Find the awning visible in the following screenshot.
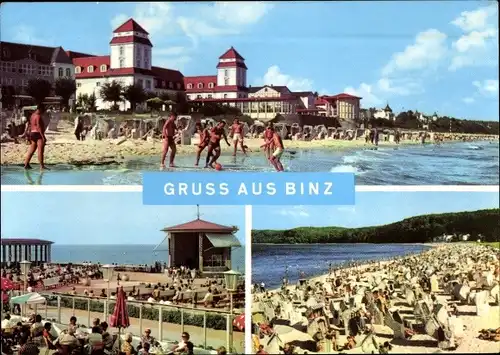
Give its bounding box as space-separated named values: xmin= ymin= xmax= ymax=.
xmin=10 ymin=292 xmax=46 ymax=305
xmin=206 ymin=233 xmax=241 ymax=248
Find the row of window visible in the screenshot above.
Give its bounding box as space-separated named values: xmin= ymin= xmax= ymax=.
xmin=155 ymin=80 xmax=181 ymax=90
xmin=186 ymin=82 xmax=216 ymax=90
xmin=0 ymin=62 xmax=56 ymax=76
xmin=75 ymin=65 xmax=108 ymax=74
xmin=0 ymin=77 xmax=30 ymax=86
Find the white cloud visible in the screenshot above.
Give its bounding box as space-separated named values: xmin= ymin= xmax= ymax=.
xmin=462 ymin=97 xmax=475 ymax=104
xmin=344 ymin=83 xmax=382 ymax=107
xmin=256 ymin=65 xmax=314 ymax=91
xmin=451 ymin=5 xmax=498 ymax=32
xmin=214 ymin=2 xmax=274 ymax=25
xmin=382 ymin=29 xmax=448 ymax=76
xmin=449 ymin=4 xmax=498 ymax=71
xmin=177 ymin=16 xmax=237 ymax=46
xmin=473 ymin=79 xmax=499 ymax=96
xmin=377 ymin=78 xmax=424 ymax=96
xmin=111 ymin=3 xmax=175 ymax=36
xmin=154 ymin=55 xmax=192 ymax=71
xmin=277 ymin=206 xmax=310 ymax=218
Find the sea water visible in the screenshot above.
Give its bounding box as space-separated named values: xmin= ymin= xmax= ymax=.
xmin=1 ymin=141 xmax=498 ymax=185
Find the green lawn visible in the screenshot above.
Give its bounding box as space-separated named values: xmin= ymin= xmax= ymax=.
xmin=481 ymin=241 xmax=500 ymax=249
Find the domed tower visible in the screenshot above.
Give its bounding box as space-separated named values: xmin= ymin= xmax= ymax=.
xmin=216 ymin=46 xmax=247 ymax=88
xmin=110 ymin=18 xmax=153 ymax=70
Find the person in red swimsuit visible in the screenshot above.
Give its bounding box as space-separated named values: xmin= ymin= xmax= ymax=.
xmin=206 ymin=121 xmax=230 ymax=168
xmin=160 ymin=112 xmax=177 ymax=168
xmin=24 ymin=103 xmax=48 ymax=170
xmin=195 ymin=122 xmax=211 ymax=166
xmin=230 ymin=118 xmax=247 ymax=156
xmin=263 ymin=123 xmax=275 ymax=160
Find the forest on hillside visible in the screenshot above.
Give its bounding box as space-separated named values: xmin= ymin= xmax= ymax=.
xmin=252 ymin=209 xmax=500 ymax=244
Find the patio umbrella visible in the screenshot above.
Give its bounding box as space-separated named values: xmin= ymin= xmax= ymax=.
xmin=233 ymin=313 xmax=245 ymax=331
xmin=10 ymin=292 xmax=46 ymax=305
xmin=109 ymin=286 xmax=130 ymax=351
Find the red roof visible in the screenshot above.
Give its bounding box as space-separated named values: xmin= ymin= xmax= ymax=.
xmin=216 ymin=61 xmax=247 ymax=70
xmin=113 ymin=18 xmax=149 ymax=35
xmin=152 ymin=66 xmax=184 ymax=90
xmin=327 ymin=93 xmax=362 ymax=100
xmin=162 ymin=219 xmax=235 ymax=233
xmin=190 ymin=96 xmax=300 ymax=103
xmin=184 ymin=76 xmax=217 ymax=92
xmin=66 ymin=50 xmax=97 ymax=60
xmin=110 ymin=36 xmax=153 ymax=47
xmin=315 ymin=98 xmax=330 ymax=105
xmin=219 ymin=46 xmax=244 ymax=60
xmin=1 ymin=238 xmax=53 ymax=245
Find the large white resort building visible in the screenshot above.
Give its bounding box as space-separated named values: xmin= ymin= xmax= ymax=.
xmin=0 ymin=18 xmax=363 ymax=122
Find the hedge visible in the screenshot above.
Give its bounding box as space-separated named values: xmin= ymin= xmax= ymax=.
xmin=47 ymin=295 xmax=228 ymax=330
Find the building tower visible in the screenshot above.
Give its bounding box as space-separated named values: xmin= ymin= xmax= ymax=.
xmin=216 ymin=47 xmax=247 ymax=88
xmin=109 ymin=18 xmax=153 ymax=70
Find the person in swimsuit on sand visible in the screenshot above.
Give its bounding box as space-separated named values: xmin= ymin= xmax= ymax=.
xmin=261 ymin=127 xmax=285 ymax=172
xmin=160 ymin=112 xmax=177 ymax=168
xmin=24 ymin=103 xmax=48 ymax=170
xmin=230 ymin=118 xmax=247 ymax=156
xmin=195 ymin=122 xmax=211 ymax=166
xmin=263 ymin=123 xmax=274 ymax=159
xmin=206 ymin=121 xmax=230 ymax=168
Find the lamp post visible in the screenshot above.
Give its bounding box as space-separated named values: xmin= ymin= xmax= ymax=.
xmin=102 ymin=264 xmax=115 ymax=318
xmin=224 ymin=270 xmax=241 ymax=353
xmin=20 ymin=260 xmax=31 ymax=316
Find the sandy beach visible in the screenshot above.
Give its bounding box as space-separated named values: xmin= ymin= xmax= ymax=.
xmin=1 ymin=120 xmax=495 ymax=166
xmin=252 ymin=243 xmax=500 ymax=354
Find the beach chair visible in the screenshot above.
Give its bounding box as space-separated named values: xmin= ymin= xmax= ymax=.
xmin=474 ymin=290 xmax=490 ymax=316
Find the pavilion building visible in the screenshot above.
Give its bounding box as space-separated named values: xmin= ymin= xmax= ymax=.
xmin=155 ymin=218 xmax=241 ymax=275
xmin=0 ymin=238 xmax=54 ymax=266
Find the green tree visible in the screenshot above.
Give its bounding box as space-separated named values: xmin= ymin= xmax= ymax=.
xmin=54 ymin=78 xmax=77 ymax=109
xmin=27 ymin=78 xmax=52 ymax=105
xmin=87 ymin=92 xmax=97 ymax=112
xmin=122 ymin=84 xmax=147 ymax=112
xmin=1 ymin=85 xmax=16 ymax=109
xmin=99 ymin=80 xmax=123 ymax=110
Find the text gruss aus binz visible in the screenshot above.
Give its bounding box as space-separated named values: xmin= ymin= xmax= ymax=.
xmin=163 ymin=182 xmax=334 ymax=196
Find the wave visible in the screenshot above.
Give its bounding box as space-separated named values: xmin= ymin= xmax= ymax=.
xmin=467 ymin=145 xmax=483 ymax=150
xmin=330 ymin=164 xmax=363 ymax=175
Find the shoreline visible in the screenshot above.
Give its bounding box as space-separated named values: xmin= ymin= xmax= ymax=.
xmin=1 ymin=121 xmax=497 ymax=166
xmin=258 ymin=243 xmax=439 ymax=293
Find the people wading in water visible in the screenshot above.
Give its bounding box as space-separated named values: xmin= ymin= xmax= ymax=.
xmin=206 ymin=121 xmax=230 ymax=168
xmin=263 ymin=123 xmax=274 ymax=159
xmin=160 ymin=112 xmax=177 ymax=169
xmin=24 ymin=103 xmax=48 ymax=170
xmin=230 ymin=118 xmax=247 ymax=156
xmin=195 ymin=122 xmax=211 ymax=166
xmin=262 ymin=126 xmax=285 ymax=172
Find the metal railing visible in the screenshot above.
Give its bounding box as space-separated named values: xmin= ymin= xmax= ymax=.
xmin=6 ymin=291 xmax=243 ymax=353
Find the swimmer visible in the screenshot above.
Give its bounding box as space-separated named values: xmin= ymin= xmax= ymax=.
xmin=160 ymin=112 xmax=177 ymax=168
xmin=206 ymin=121 xmax=230 ymax=168
xmin=261 ymin=126 xmax=284 ymax=172
xmin=230 ymin=118 xmax=247 ymax=156
xmin=24 ymin=103 xmax=48 ymax=170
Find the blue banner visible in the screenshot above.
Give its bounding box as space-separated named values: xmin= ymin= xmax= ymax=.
xmin=142 ymin=172 xmax=355 ymax=205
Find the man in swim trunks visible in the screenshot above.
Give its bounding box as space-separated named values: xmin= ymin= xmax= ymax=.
xmin=263 ymin=123 xmax=274 ymax=159
xmin=230 ymin=118 xmax=247 ymax=156
xmin=262 ymin=127 xmax=285 ymax=172
xmin=160 ymin=112 xmax=177 ymax=168
xmin=24 ymin=103 xmax=48 ymax=170
xmin=206 ymin=121 xmax=230 ymax=168
xmin=195 ymin=122 xmax=211 ymax=166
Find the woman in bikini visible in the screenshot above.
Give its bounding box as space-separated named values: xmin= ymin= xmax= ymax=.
xmin=24 ymin=103 xmax=48 ymax=170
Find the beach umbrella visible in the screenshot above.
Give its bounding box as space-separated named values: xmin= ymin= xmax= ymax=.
xmin=1 ymin=277 xmax=15 ymax=290
xmin=233 ymin=313 xmax=245 ymax=331
xmin=274 ymin=325 xmax=314 ymax=343
xmin=109 ymin=286 xmax=130 ymax=351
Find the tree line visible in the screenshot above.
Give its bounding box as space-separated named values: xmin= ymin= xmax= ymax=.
xmin=365 ymin=109 xmax=499 ymax=135
xmin=252 ymin=209 xmax=500 ymax=244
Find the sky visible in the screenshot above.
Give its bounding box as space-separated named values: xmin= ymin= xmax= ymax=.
xmin=0 ymin=1 xmax=498 ymax=120
xmin=0 ymin=192 xmax=246 ymax=245
xmin=253 ymin=191 xmax=499 ymax=229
